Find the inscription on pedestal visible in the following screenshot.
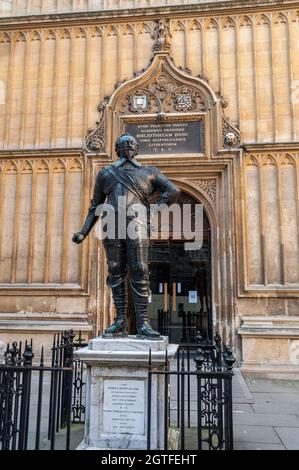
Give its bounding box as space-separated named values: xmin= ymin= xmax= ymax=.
xmin=126 ymin=120 xmax=204 ymax=155
xmin=103 ymin=379 xmax=145 ymax=435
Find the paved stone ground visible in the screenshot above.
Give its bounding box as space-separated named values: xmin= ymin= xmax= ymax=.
xmin=234 ymin=376 xmax=299 ymax=450
xmin=24 ymin=369 xmax=299 ymax=450
xmin=168 ymin=368 xmax=299 ymax=450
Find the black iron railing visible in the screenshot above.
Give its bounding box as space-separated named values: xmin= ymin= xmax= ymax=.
xmin=1 ymin=330 xmax=234 ymax=451
xmin=0 ymin=340 xmax=73 ymax=450
xmin=147 ymin=333 xmax=235 ymax=451
xmin=0 ymin=330 xmax=88 ymax=451
xmin=48 ymin=330 xmax=87 ymax=434
xmin=157 ymin=309 xmax=210 ymax=344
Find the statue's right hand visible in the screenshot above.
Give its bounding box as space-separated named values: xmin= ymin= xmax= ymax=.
xmin=72 ymin=232 xmax=85 ymax=244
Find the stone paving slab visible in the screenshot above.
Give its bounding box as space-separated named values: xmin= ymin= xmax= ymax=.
xmin=233 ymin=369 xmax=254 ymax=404
xmin=251 ymin=393 xmax=299 ymax=415
xmin=27 ymin=424 xmax=85 ymax=450
xmin=233 ymin=403 xmax=255 ymax=414
xmin=233 ymin=412 xmax=299 ymax=427
xmin=246 ymin=379 xmax=299 ymax=394
xmin=233 ymin=425 xmax=282 ymax=445
xmin=274 ymin=427 xmax=299 ymax=450
xmin=234 ymin=442 xmax=286 ymax=450
xmin=235 ymin=376 xmax=299 ymax=450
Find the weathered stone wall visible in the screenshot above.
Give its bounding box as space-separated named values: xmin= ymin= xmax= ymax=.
xmin=243 ymin=152 xmax=299 ymax=287
xmin=0 ymin=155 xmax=83 ymax=285
xmin=1 ymin=8 xmax=299 ymax=150
xmin=0 ymin=23 xmax=154 ymax=149
xmin=0 ymin=0 xmax=237 ymax=17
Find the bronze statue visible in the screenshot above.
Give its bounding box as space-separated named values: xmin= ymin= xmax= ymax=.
xmin=73 ymin=134 xmax=180 ymax=340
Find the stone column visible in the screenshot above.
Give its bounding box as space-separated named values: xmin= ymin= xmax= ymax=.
xmin=76 ymin=335 xmax=178 ymax=450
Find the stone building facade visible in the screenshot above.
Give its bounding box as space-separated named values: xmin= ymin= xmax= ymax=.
xmin=0 ymin=0 xmax=299 ymax=376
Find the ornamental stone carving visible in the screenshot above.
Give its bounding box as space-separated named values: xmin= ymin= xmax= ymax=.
xmin=222 ymin=112 xmax=241 ymax=149
xmin=84 ymin=101 xmax=107 ymax=153
xmin=83 ymin=16 xmax=241 ymax=156
xmin=153 ymin=18 xmax=171 ymax=53
xmin=186 ymin=178 xmax=217 ymax=207
xmin=118 ymin=70 xmax=208 ymax=115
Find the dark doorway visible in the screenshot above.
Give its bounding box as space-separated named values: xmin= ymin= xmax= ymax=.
xmin=148 ymin=193 xmax=212 ymax=343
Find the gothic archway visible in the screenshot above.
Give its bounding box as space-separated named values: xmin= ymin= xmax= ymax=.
xmin=148 ymin=191 xmax=212 ymax=343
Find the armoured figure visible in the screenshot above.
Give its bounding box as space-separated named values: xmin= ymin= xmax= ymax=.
xmin=73 ymin=134 xmax=180 ymax=340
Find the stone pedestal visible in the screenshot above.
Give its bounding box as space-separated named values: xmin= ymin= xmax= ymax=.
xmin=75 ymin=335 xmax=178 ymax=450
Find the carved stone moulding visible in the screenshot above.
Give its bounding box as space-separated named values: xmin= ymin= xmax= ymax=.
xmin=153 ymin=18 xmax=171 ymax=53
xmin=118 ymin=71 xmax=208 ymax=116
xmin=222 ymin=112 xmax=241 ymax=149
xmin=84 ymin=101 xmax=107 ymax=153
xmin=186 ymin=178 xmax=217 ymax=208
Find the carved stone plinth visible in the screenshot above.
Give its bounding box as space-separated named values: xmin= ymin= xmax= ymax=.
xmin=76 ymin=335 xmax=178 ymax=450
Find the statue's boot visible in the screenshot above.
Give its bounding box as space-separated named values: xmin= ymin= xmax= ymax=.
xmin=131 ymin=280 xmax=161 ymax=340
xmin=102 ymin=279 xmax=128 ymax=338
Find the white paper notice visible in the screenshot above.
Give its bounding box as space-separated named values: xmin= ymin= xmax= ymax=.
xmin=103 ymin=379 xmax=145 ymax=435
xmin=188 ymin=291 xmax=198 ymax=304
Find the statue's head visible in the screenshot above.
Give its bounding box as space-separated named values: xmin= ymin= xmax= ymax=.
xmin=115 ymin=134 xmax=138 ymax=160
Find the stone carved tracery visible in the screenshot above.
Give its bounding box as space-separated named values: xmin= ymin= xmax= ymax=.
xmin=118 ymin=72 xmax=208 ymax=116
xmin=186 ymin=178 xmax=217 ymax=207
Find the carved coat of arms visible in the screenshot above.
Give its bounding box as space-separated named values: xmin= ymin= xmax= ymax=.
xmin=130 ymin=95 xmax=148 ymax=112
xmin=176 ymin=93 xmax=192 ymax=110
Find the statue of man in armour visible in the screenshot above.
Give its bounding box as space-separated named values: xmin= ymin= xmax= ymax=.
xmin=73 ymin=134 xmax=180 ymax=340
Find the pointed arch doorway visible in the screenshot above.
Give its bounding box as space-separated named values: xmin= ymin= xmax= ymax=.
xmin=148 ymin=192 xmax=212 ymax=343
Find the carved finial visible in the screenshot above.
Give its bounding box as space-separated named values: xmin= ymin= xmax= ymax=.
xmin=114 ymin=79 xmax=127 ymax=90
xmin=220 ymin=96 xmax=228 ymax=108
xmin=153 ymin=18 xmax=171 ymax=53
xmin=178 ymin=66 xmax=192 ymax=75
xmin=5 ymin=341 xmax=21 ymax=366
xmin=85 ymin=99 xmax=109 ymax=153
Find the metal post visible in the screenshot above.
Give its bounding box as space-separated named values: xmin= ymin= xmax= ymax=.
xmin=48 ymin=334 xmax=56 ymax=440
xmin=65 ymin=369 xmax=73 ymax=450
xmin=177 ymin=350 xmax=180 ymax=428
xmin=19 ymin=344 xmax=34 ymax=450
xmin=50 ymin=342 xmax=59 ymax=450
xmin=195 ymin=347 xmax=204 ymax=451
xmin=56 ymin=334 xmax=63 ymax=431
xmin=164 ymin=350 xmax=168 ymax=450
xmin=226 ymin=374 xmax=233 ymax=450
xmin=12 ymin=369 xmax=21 ymax=450
xmin=224 ymin=349 xmax=235 ymax=450
xmin=50 ymin=369 xmax=58 ymax=450
xmin=180 ymin=350 xmax=185 ymax=450
xmin=147 ymin=349 xmax=152 ymax=450
xmin=35 ymin=347 xmax=44 ymax=450
xmin=187 ymin=347 xmax=190 ymax=428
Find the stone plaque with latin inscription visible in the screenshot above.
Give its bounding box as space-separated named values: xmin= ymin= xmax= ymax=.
xmin=103 ymin=379 xmax=145 ymax=435
xmin=125 ymin=120 xmax=204 ymax=155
